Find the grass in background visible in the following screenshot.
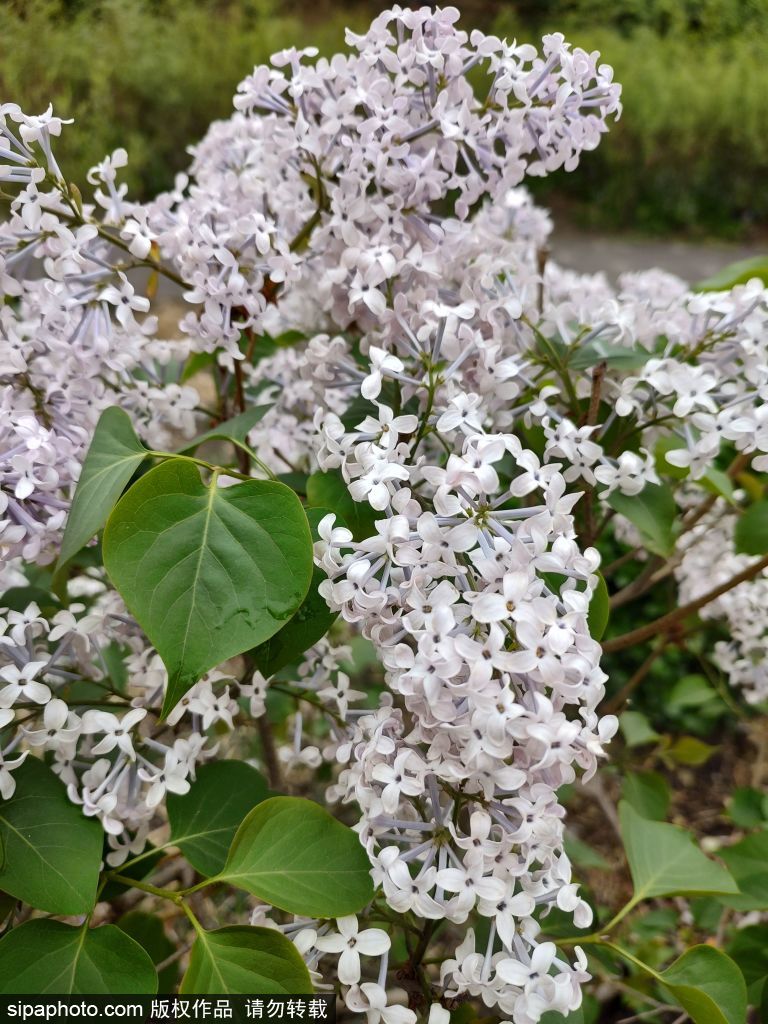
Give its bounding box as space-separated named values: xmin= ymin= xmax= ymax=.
xmin=0 ymin=0 xmax=361 ymax=199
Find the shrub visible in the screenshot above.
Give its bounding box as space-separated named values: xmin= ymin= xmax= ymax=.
xmin=0 ymin=0 xmax=345 ymax=198
xmin=493 ymin=7 xmax=768 ymax=233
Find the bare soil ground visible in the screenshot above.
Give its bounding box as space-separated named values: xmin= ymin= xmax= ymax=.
xmin=550 ymin=229 xmax=766 ymax=285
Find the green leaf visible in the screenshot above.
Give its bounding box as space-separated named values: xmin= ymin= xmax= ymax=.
xmin=0 ymin=920 xmax=157 ymax=994
xmin=587 ymin=571 xmax=610 ymax=640
xmin=540 ymin=1008 xmax=585 ymax=1024
xmin=271 ymin=329 xmax=307 ymax=348
xmin=117 ymin=911 xmax=177 ymax=993
xmin=690 ymin=897 xmax=724 ymax=933
xmin=103 ymin=460 xmax=313 ymax=717
xmin=563 ymin=834 xmax=610 ymax=870
xmin=618 ymin=801 xmax=739 ymax=901
xmin=0 ymin=586 xmax=61 ymax=615
xmin=252 ymin=508 xmax=339 ymax=677
xmin=658 ymin=945 xmax=747 ymax=1024
xmin=734 ymin=500 xmax=768 ymax=556
xmin=276 ymin=471 xmax=309 ymax=495
xmin=57 ymin=406 xmax=147 ymax=568
xmin=633 ymin=906 xmax=682 ymax=941
xmin=218 ymin=796 xmax=374 ymax=917
xmin=176 ymin=406 xmax=272 ymax=454
xmin=167 ymin=760 xmax=269 ymax=877
xmin=252 ymin=565 xmax=335 ymax=677
xmin=306 ymin=470 xmax=376 ymax=543
xmin=700 ymin=467 xmax=736 ymax=504
xmin=608 ymin=482 xmax=677 ymax=557
xmin=100 ymin=844 xmax=164 ymax=902
xmin=655 ymin=437 xmax=691 ymax=481
xmin=619 ymin=710 xmax=660 ymax=748
xmin=718 ymin=832 xmax=768 ymax=911
xmin=696 ymin=255 xmax=768 ymax=291
xmin=570 ymin=339 xmax=652 ymax=372
xmin=667 ymin=674 xmax=719 ymax=712
xmin=181 ymin=351 xmax=216 ymax=383
xmin=180 ymin=926 xmax=312 ymax=995
xmin=621 ymin=771 xmax=670 ymax=821
xmin=665 ymin=736 xmax=718 ymax=766
xmin=0 ymin=758 xmax=102 ymax=915
xmin=726 ymin=787 xmax=767 ymax=829
xmin=726 ymin=924 xmax=768 ymax=1002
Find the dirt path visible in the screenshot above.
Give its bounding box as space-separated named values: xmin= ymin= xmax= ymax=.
xmin=549 ymin=229 xmax=766 ymax=284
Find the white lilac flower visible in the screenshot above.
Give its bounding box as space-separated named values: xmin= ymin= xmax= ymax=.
xmin=0 ymin=747 xmax=27 ymax=799
xmin=314 ymin=916 xmax=390 ymax=985
xmin=0 ymin=661 xmax=51 ymax=707
xmin=81 ymin=707 xmax=147 ymax=758
xmin=345 ymin=983 xmax=416 ymax=1024
xmin=21 ymin=697 xmax=81 ymax=754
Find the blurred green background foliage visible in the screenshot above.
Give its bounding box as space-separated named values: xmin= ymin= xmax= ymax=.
xmin=1 ymin=0 xmax=767 ymax=237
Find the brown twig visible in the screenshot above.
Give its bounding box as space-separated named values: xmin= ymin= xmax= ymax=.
xmin=578 ymin=366 xmax=607 ymax=546
xmin=601 ymin=643 xmax=665 ymax=715
xmin=602 ymin=553 xmax=768 ymax=653
xmin=602 ymin=546 xmax=643 ymax=577
xmin=587 ymin=361 xmax=607 ymax=427
xmin=256 ymin=713 xmax=282 ymax=791
xmin=609 ymin=556 xmax=664 ymax=610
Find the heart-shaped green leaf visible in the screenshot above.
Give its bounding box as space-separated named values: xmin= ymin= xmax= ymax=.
xmin=252 ymin=508 xmax=339 ymax=677
xmin=608 ymin=482 xmax=677 ymax=557
xmin=103 ymin=459 xmax=313 ymax=716
xmin=180 ymin=926 xmax=312 ymax=994
xmin=58 ymin=406 xmax=147 ymax=568
xmin=619 ymin=801 xmax=739 ymax=901
xmin=658 ymin=945 xmax=747 ymax=1024
xmin=695 ymin=255 xmax=768 ymax=291
xmin=0 ymin=758 xmax=102 ymax=915
xmin=218 ymin=796 xmax=374 ymax=917
xmin=718 ymin=831 xmax=768 ymax=911
xmin=167 ymin=760 xmax=269 ymax=877
xmin=307 ymin=470 xmax=376 ymax=542
xmin=587 ymin=571 xmax=610 ymax=640
xmin=621 ymin=771 xmax=670 ymax=822
xmin=176 ymin=405 xmax=272 ymax=454
xmin=0 ymin=920 xmax=157 ymax=993
xmin=734 ymin=500 xmax=768 ymax=556
xmin=252 ymin=565 xmax=337 ymax=677
xmin=726 ymin=924 xmax=768 ymax=1003
xmin=570 ymin=339 xmax=651 ymax=372
xmin=117 ymin=912 xmax=177 ymax=993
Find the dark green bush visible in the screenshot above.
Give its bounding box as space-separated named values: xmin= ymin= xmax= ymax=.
xmin=492 ymin=9 xmax=768 ymax=235
xmin=0 ymin=0 xmax=357 ymax=199
xmin=514 ymin=0 xmax=768 ymax=38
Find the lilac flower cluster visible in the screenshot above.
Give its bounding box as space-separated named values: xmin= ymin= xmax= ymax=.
xmin=676 ymin=506 xmax=768 ymax=703
xmin=0 ymin=104 xmax=200 ymax=583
